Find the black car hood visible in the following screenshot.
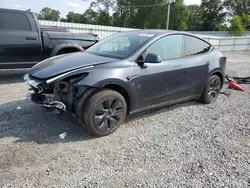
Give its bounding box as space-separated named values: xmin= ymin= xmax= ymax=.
xmin=29 ymin=52 xmax=117 ymax=79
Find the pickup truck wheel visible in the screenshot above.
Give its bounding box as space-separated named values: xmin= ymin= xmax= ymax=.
xmin=81 ymin=89 xmax=127 ymax=137
xmin=200 ymin=75 xmax=222 ymax=104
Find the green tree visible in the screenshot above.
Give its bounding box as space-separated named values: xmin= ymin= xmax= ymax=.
xmin=169 ymin=0 xmax=189 ymax=30
xmin=112 ymin=7 xmax=129 ymax=27
xmin=114 ymin=0 xmax=188 ymax=30
xmin=200 ymin=0 xmax=226 ymax=31
xmin=65 ymin=11 xmax=83 ymax=23
xmin=90 ymin=0 xmax=116 ymax=12
xmin=85 ymin=0 xmax=115 ymax=25
xmin=114 ymin=0 xmax=151 ymax=29
xmin=60 ymin=18 xmax=68 ymax=22
xmin=241 ymin=13 xmax=250 ymax=29
xmin=187 ymin=5 xmax=203 ymax=31
xmin=95 ymin=9 xmax=113 ymax=25
xmin=38 ymin=7 xmax=60 ymax=21
xmin=219 ymin=24 xmax=229 ymax=31
xmin=83 ymin=9 xmax=100 ymax=25
xmin=224 ymin=0 xmax=250 ymax=16
xmin=230 ymin=15 xmax=245 ymax=36
xmin=60 ymin=9 xmax=100 ymax=24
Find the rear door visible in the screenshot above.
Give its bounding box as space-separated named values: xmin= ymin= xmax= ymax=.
xmin=183 ymin=35 xmax=212 ymax=96
xmin=0 ymin=11 xmax=41 ymax=68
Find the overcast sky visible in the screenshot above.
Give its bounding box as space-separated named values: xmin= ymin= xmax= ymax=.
xmin=1 ymin=0 xmax=201 ymax=17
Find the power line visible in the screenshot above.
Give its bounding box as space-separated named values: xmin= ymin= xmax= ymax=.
xmin=118 ymin=3 xmax=168 ymax=8
xmin=82 ymin=0 xmax=168 ymax=8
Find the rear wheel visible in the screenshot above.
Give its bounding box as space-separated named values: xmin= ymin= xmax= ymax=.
xmin=81 ymin=89 xmax=127 ymax=136
xmin=200 ymin=75 xmax=222 ymax=104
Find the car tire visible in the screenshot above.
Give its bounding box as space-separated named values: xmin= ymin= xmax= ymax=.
xmin=81 ymin=89 xmax=127 ymax=136
xmin=200 ymin=75 xmax=222 ymax=104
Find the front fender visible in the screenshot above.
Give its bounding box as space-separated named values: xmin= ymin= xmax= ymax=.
xmin=77 ymin=65 xmax=136 ymax=87
xmin=77 ymin=68 xmax=137 ymax=111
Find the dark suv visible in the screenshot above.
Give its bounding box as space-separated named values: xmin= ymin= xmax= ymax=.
xmin=24 ymin=30 xmax=227 ymax=136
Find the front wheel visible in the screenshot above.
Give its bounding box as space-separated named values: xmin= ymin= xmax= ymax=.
xmin=200 ymin=75 xmax=222 ymax=104
xmin=81 ymin=89 xmax=127 ymax=136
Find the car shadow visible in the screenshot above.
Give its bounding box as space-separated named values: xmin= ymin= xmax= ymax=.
xmin=0 ymin=69 xmax=29 ymax=85
xmin=125 ymin=100 xmax=203 ymax=124
xmin=0 ymin=98 xmax=206 ymax=145
xmin=0 ymin=99 xmax=94 ymax=144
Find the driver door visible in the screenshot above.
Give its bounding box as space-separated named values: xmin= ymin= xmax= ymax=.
xmin=133 ymin=35 xmax=187 ymax=109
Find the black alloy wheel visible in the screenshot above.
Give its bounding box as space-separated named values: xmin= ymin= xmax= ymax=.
xmin=94 ymin=98 xmax=123 ymax=132
xmin=81 ymin=89 xmax=127 ymax=136
xmin=201 ymin=75 xmax=222 ymax=104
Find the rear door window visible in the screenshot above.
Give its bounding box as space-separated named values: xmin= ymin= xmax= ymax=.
xmin=184 ymin=35 xmax=211 ymax=56
xmin=0 ymin=11 xmax=31 ymax=31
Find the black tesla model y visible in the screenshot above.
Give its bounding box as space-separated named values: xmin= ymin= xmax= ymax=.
xmin=24 ymin=30 xmax=227 ymax=136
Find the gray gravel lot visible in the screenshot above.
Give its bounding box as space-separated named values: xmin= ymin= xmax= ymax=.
xmin=0 ymin=52 xmax=250 ymax=188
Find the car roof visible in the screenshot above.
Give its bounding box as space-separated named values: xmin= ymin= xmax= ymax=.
xmin=0 ymin=8 xmax=35 ymax=15
xmin=122 ymin=29 xmax=211 ymax=45
xmin=124 ymin=29 xmax=197 ymax=37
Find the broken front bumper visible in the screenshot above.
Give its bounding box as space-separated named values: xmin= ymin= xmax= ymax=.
xmin=24 ymin=74 xmax=67 ymax=113
xmin=23 ymin=74 xmax=42 ymax=89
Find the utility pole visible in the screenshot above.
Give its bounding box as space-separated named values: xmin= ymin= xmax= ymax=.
xmin=166 ymin=0 xmax=175 ymax=30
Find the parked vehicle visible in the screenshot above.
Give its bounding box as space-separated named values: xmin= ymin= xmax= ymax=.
xmin=24 ymin=30 xmax=227 ymax=136
xmin=0 ymin=8 xmax=99 ymax=69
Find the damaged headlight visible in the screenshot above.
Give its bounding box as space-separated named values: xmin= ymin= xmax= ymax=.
xmin=64 ymin=73 xmax=89 ymax=84
xmin=46 ymin=66 xmax=93 ymax=84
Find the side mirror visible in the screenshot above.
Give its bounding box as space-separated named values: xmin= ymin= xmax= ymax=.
xmin=145 ymin=53 xmax=161 ymax=63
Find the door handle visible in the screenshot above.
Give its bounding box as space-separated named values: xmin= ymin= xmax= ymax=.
xmin=25 ymin=36 xmax=37 ymax=40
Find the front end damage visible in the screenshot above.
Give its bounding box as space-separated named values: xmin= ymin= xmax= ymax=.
xmin=24 ymin=73 xmax=93 ymax=116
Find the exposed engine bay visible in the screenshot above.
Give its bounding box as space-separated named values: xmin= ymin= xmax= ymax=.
xmin=25 ymin=73 xmax=91 ymax=115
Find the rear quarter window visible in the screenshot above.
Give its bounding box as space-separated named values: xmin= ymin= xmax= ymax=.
xmin=0 ymin=11 xmax=31 ymax=31
xmin=184 ymin=35 xmax=211 ymax=56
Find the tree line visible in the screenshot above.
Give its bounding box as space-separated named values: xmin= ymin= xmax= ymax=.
xmin=36 ymin=0 xmax=250 ymax=36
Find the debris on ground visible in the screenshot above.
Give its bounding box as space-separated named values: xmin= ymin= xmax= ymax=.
xmin=59 ymin=132 xmax=67 ymax=139
xmin=219 ymin=91 xmax=231 ymax=96
xmin=226 ymin=75 xmax=250 ymax=84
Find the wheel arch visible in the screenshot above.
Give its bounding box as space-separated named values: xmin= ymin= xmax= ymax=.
xmin=75 ymin=82 xmax=132 ymax=120
xmin=77 ymin=75 xmax=136 ymax=114
xmin=51 ymin=44 xmax=84 ymax=57
xmin=209 ymin=69 xmax=225 ymax=88
xmin=199 ymin=69 xmax=225 ymax=97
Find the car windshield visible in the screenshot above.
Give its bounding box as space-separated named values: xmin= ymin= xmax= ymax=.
xmin=85 ymin=32 xmax=155 ymax=59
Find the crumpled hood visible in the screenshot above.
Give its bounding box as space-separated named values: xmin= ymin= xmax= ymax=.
xmin=29 ymin=52 xmax=117 ymax=79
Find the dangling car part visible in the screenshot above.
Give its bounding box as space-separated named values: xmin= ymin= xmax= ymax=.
xmin=24 ymin=30 xmax=227 ymax=137
xmin=27 ymin=89 xmax=66 ymax=114
xmin=226 ymin=75 xmax=250 ymax=84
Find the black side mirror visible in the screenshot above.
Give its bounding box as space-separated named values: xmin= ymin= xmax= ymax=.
xmin=145 ymin=53 xmax=161 ymax=63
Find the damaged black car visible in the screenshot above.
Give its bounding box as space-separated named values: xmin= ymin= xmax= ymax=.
xmin=24 ymin=30 xmax=227 ymax=136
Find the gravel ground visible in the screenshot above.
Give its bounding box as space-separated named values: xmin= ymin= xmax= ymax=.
xmin=0 ymin=52 xmax=250 ymax=188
